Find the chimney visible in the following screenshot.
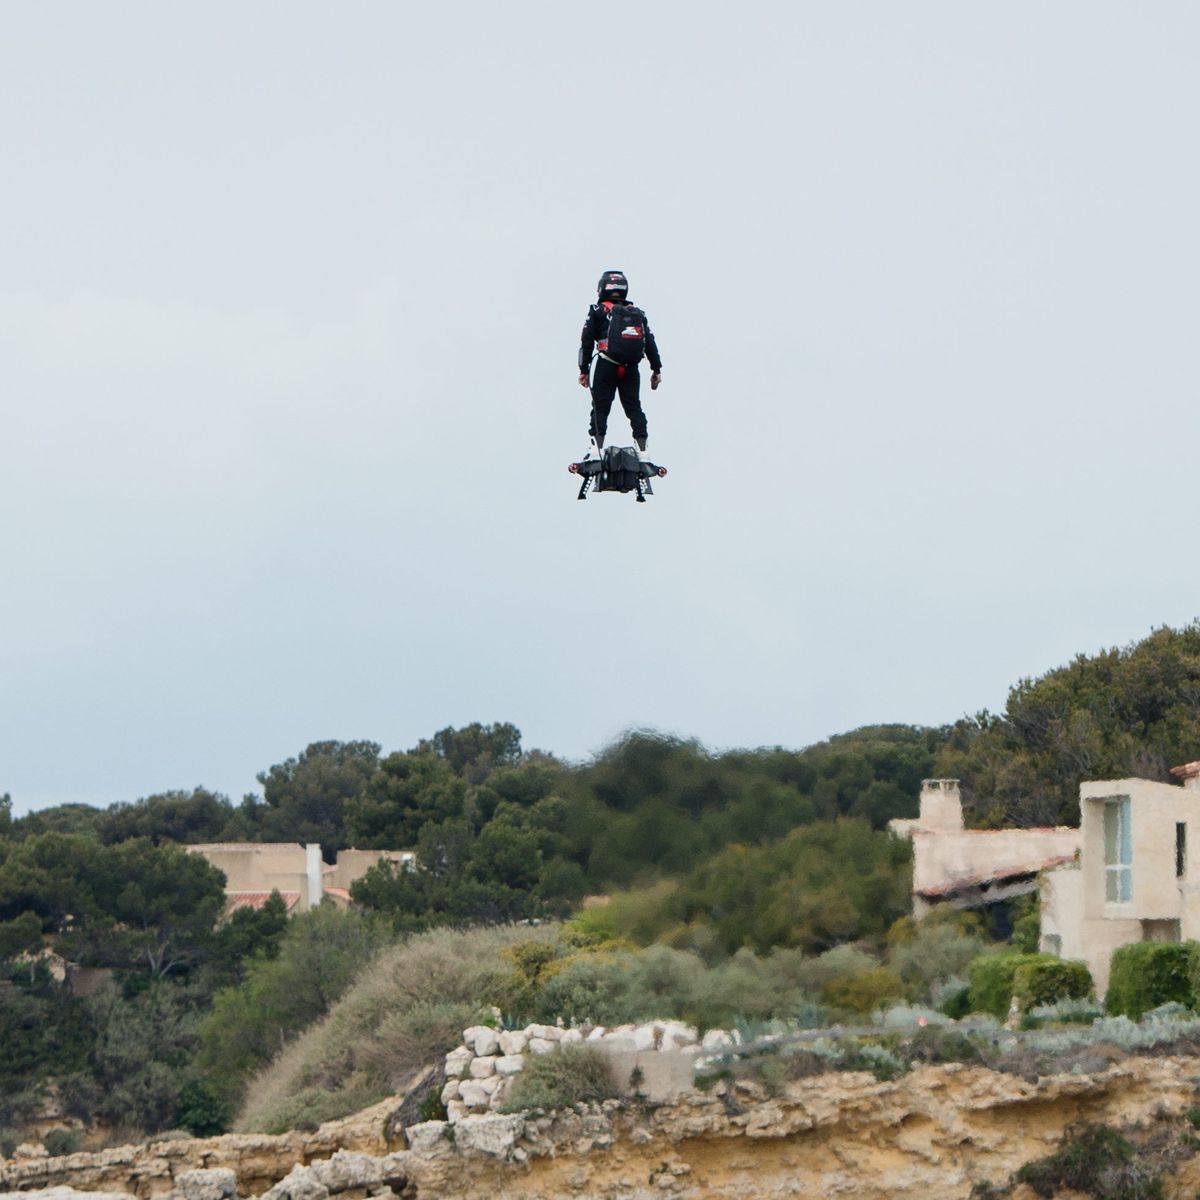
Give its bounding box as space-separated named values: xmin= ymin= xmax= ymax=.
xmin=1170 ymin=761 xmax=1200 ymax=791
xmin=919 ymin=779 xmax=964 ymax=831
xmin=304 ymin=844 xmax=323 ymax=910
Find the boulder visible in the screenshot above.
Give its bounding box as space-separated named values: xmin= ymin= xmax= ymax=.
xmin=468 ymin=1056 xmax=496 ymax=1078
xmin=309 ymin=1151 xmax=386 ymax=1193
xmin=559 ymin=1029 xmax=584 ymax=1047
xmin=458 ymin=1082 xmax=491 ymax=1110
xmin=495 ymin=1054 xmax=525 ymax=1076
xmin=174 ymin=1168 xmax=237 ymax=1200
xmin=258 ymin=1165 xmax=327 ymax=1200
xmin=471 ymin=1028 xmax=499 ymax=1058
xmin=452 ymin=1114 xmax=525 ymax=1160
xmin=527 ymin=1038 xmax=556 ymax=1055
xmin=444 ymin=1046 xmax=472 ymax=1077
xmin=405 ymin=1121 xmax=453 ymax=1158
xmin=440 ymin=1079 xmax=461 ymax=1105
xmin=497 ymin=1030 xmax=527 ymax=1055
xmin=525 ymin=1024 xmax=561 ymax=1042
xmin=702 ymin=1029 xmax=734 ymax=1051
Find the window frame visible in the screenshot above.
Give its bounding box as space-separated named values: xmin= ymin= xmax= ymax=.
xmin=1104 ymin=796 xmax=1132 ymax=903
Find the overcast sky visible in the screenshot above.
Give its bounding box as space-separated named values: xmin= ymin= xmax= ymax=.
xmin=3 ymin=3 xmax=1198 ymax=815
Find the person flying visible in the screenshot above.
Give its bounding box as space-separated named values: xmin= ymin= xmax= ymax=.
xmin=577 ymin=270 xmax=662 ymax=458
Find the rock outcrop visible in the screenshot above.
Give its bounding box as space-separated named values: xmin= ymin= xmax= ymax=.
xmin=8 ymin=1056 xmax=1200 ymax=1199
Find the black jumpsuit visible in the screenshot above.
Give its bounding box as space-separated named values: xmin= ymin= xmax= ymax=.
xmin=578 ymin=301 xmax=662 ymax=445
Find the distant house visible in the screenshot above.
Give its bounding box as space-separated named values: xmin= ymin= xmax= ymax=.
xmin=894 ymin=767 xmax=1200 ymax=997
xmin=185 ymin=843 xmax=414 ymax=915
xmin=889 ymin=780 xmax=1079 ymax=918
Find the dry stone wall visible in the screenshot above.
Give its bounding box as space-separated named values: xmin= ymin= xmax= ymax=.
xmin=441 ymin=1021 xmax=736 ymax=1120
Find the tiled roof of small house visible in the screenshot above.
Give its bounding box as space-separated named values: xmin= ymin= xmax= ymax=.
xmin=916 ymin=854 xmax=1077 ymax=899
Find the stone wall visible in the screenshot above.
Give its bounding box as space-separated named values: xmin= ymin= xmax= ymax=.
xmin=441 ymin=1021 xmax=734 ymax=1120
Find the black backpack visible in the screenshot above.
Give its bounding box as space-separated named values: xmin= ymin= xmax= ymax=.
xmin=604 ymin=304 xmax=647 ymax=364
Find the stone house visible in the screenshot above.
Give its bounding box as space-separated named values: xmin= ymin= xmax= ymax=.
xmin=893 ymin=767 xmax=1200 ymax=997
xmin=185 ymin=843 xmax=414 ymax=915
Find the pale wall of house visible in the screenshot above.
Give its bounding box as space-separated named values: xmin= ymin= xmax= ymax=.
xmin=908 ymin=827 xmax=1081 ymax=895
xmin=188 ymin=844 xmax=310 ymax=902
xmin=326 ymin=848 xmax=415 ymax=892
xmin=188 ymin=843 xmax=414 ymax=911
xmin=1040 ymin=864 xmax=1140 ymax=996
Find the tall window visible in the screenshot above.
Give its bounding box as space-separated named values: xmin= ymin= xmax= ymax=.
xmin=1104 ymin=797 xmax=1132 ymax=902
xmin=1178 ymin=823 xmax=1188 ymax=879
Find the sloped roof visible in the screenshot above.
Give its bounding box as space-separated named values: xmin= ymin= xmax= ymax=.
xmin=916 ymin=854 xmax=1076 ymax=899
xmin=226 ymin=891 xmax=302 ymax=912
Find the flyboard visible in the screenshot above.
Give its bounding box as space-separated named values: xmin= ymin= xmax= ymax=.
xmin=569 ymin=390 xmax=667 ymax=503
xmin=569 ymin=444 xmax=668 ymax=503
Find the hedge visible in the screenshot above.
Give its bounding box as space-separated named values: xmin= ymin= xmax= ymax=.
xmin=968 ymin=953 xmax=1086 ymax=1018
xmin=1106 ymin=941 xmax=1194 ymax=1018
xmin=1012 ymin=958 xmax=1093 ymax=1010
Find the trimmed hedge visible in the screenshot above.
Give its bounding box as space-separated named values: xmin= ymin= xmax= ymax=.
xmin=1012 ymin=958 xmax=1093 ymax=1010
xmin=969 ymin=953 xmax=1075 ymax=1018
xmin=1106 ymin=942 xmax=1193 ymax=1018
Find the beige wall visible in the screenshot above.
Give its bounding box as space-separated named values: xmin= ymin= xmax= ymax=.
xmin=1040 ymin=864 xmax=1140 ymax=997
xmin=188 ymin=843 xmax=414 ymax=911
xmin=188 ymin=843 xmax=312 ymax=905
xmin=326 ymin=848 xmax=415 ymax=892
xmin=891 ymin=781 xmax=1080 ymax=905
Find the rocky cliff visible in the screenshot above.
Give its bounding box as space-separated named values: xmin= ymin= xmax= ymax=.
xmin=7 ymin=1056 xmax=1200 ymax=1200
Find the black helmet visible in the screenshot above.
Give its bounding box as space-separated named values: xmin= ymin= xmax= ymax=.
xmin=597 ymin=270 xmax=628 ymax=301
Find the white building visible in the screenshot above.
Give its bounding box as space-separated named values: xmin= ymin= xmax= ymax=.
xmin=894 ymin=767 xmax=1200 ymax=997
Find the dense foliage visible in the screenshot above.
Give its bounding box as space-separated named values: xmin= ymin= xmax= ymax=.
xmin=936 ymin=623 xmax=1200 ymax=828
xmin=1105 ymin=942 xmax=1194 ymax=1019
xmin=8 ymin=622 xmax=1200 ymax=1144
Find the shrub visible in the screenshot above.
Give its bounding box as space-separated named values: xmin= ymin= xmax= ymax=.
xmin=1023 ymin=997 xmax=1104 ymax=1029
xmin=42 ymin=1128 xmax=82 ymax=1157
xmin=968 ymin=952 xmax=1060 ymax=1018
xmin=822 ymin=967 xmax=904 ymax=1016
xmin=0 ymin=1129 xmax=19 ymax=1158
xmin=1012 ymin=958 xmax=1093 ymax=1010
xmin=177 ymin=1079 xmax=231 ymax=1137
xmin=888 ymin=920 xmax=988 ymax=1005
xmin=1014 ymin=1122 xmax=1162 ymax=1200
xmin=237 ymin=924 xmax=557 ymax=1133
xmin=534 ymin=954 xmax=646 ymax=1027
xmin=1106 ymin=943 xmax=1192 ymax=1019
xmin=502 ymin=1044 xmax=618 ymax=1112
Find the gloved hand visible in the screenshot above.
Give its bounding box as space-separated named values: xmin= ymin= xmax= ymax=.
xmin=651 ymin=371 xmax=661 ymax=390
xmin=578 ymin=373 xmax=589 ymax=388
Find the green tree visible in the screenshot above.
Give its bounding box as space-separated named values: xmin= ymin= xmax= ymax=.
xmin=936 ymin=624 xmax=1200 ymax=828
xmin=412 ymin=721 xmax=523 ymax=782
xmin=345 ymin=752 xmax=465 ymax=847
xmin=256 ymin=740 xmax=380 ymax=851
xmin=93 ymin=840 xmax=227 ymax=976
xmin=97 ymin=788 xmax=236 ymax=846
xmin=0 ymin=911 xmax=44 ymax=982
xmin=196 ymin=905 xmax=388 ymax=1098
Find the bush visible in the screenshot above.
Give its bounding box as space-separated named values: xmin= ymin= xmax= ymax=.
xmin=1012 ymin=958 xmax=1093 ymax=1010
xmin=502 ymin=1044 xmax=618 ymax=1112
xmin=0 ymin=1129 xmax=19 ymax=1158
xmin=42 ymin=1128 xmax=82 ymax=1157
xmin=968 ymin=953 xmax=1062 ymax=1018
xmin=1014 ymin=1122 xmax=1162 ymax=1200
xmin=237 ymin=924 xmax=556 ymax=1133
xmin=822 ymin=967 xmax=904 ymax=1016
xmin=1106 ymin=943 xmax=1193 ymax=1019
xmin=177 ymin=1079 xmax=231 ymax=1137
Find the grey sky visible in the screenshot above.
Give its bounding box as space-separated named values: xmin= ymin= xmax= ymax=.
xmin=3 ymin=3 xmax=1198 ymax=815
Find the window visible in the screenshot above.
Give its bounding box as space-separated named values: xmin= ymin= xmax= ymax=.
xmin=1104 ymin=797 xmax=1132 ymax=902
xmin=1178 ymin=823 xmax=1188 ymax=879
